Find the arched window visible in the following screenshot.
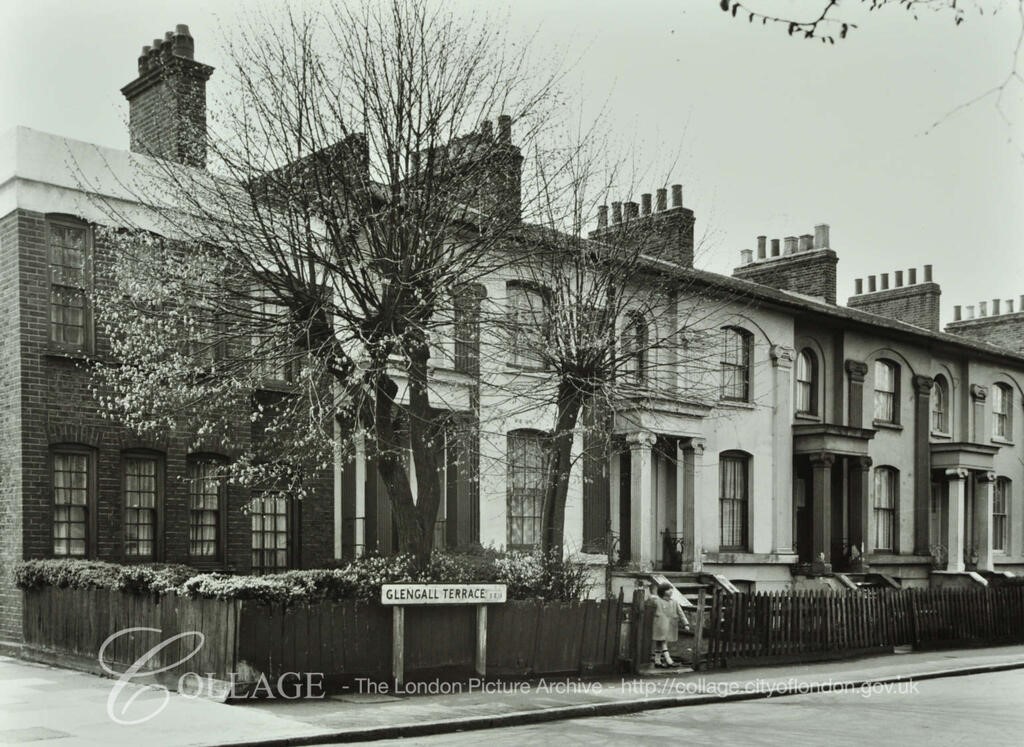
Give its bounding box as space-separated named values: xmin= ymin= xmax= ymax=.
xmin=873 ymin=466 xmax=898 ymax=551
xmin=720 ymin=327 xmax=752 ymax=402
xmin=623 ymin=311 xmax=649 ymax=386
xmin=931 ymin=376 xmax=949 ymax=434
xmin=719 ymin=451 xmax=750 ymax=551
xmin=795 ymin=349 xmax=818 ymax=415
xmin=873 ymin=360 xmax=899 ymax=424
xmin=507 ymin=430 xmax=548 ymax=549
xmin=993 ymin=383 xmax=1013 ymax=440
xmin=994 ymin=477 xmax=1010 ymax=552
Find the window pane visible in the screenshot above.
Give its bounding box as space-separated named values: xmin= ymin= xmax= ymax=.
xmin=188 ymin=460 xmax=221 ymax=557
xmin=251 ymin=495 xmax=289 ymax=573
xmin=53 ymin=452 xmax=89 ymax=555
xmin=507 ymin=432 xmax=546 ymax=548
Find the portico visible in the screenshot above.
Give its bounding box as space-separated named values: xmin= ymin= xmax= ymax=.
xmin=792 ymin=423 xmax=876 ymax=574
xmin=930 ymin=442 xmax=999 ymax=573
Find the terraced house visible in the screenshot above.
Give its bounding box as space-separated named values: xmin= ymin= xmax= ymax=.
xmin=2 ymin=24 xmax=1023 ymax=645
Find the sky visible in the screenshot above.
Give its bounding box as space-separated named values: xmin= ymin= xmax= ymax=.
xmin=2 ymin=0 xmax=1022 ymax=327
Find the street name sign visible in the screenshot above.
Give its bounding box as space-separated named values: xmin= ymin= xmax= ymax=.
xmin=380 ymin=583 xmax=507 ymax=605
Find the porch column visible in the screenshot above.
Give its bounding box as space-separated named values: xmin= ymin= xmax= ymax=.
xmin=809 ymin=451 xmax=835 ymax=574
xmin=912 ymin=375 xmax=933 ymax=554
xmin=848 ymin=456 xmax=873 ymax=569
xmin=975 ymin=471 xmax=996 ymax=572
xmin=845 ymin=360 xmax=868 ymax=428
xmin=627 ymin=431 xmax=657 ymax=570
xmin=945 ymin=468 xmax=968 ymax=572
xmin=770 ymin=344 xmax=795 ymax=554
xmin=680 ymin=438 xmax=705 ymax=571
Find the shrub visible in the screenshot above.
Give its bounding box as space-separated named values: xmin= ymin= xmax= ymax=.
xmin=15 ymin=549 xmax=591 ymax=604
xmin=14 ymin=559 xmax=195 ymax=594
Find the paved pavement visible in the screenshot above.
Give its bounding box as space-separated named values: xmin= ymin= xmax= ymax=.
xmin=391 ymin=669 xmax=1024 ymax=746
xmin=1 ymin=645 xmax=1023 ymax=746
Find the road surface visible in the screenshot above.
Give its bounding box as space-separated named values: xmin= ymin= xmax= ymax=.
xmin=371 ymin=669 xmax=1023 ymax=746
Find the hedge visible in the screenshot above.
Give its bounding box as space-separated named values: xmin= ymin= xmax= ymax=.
xmin=14 ymin=550 xmax=591 ymax=605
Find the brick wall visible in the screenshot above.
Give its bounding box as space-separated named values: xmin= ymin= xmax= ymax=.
xmin=0 ymin=209 xmax=335 ymax=640
xmin=847 ymin=283 xmax=941 ymax=332
xmin=0 ymin=210 xmax=24 ymax=640
xmin=732 ymin=249 xmax=838 ymax=305
xmin=946 ymin=313 xmax=1024 ymax=354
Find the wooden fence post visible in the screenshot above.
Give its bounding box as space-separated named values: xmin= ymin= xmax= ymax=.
xmin=392 ymin=606 xmax=404 ymax=688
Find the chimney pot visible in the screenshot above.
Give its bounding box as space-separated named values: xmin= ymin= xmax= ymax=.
xmin=641 ymin=193 xmax=652 ymax=216
xmin=814 ymin=224 xmax=830 ymax=249
xmin=497 ymin=115 xmax=512 ymax=143
xmin=868 ymin=275 xmax=877 ymax=293
xmin=855 ymin=278 xmax=864 ymax=295
xmin=1008 ymin=299 xmax=1015 ymax=314
xmin=655 ymin=188 xmax=667 ymax=211
xmin=966 ymin=305 xmax=975 ymax=320
xmin=740 ymin=249 xmax=753 ymax=265
xmin=597 ymin=205 xmax=608 ymax=229
xmin=1020 ymin=294 xmax=1024 ymax=312
xmin=784 ymin=236 xmax=797 ymax=254
xmin=624 ymin=201 xmax=639 ymax=220
xmin=756 ymin=235 xmax=767 ymax=259
xmin=993 ymin=299 xmax=1001 ymax=315
xmin=770 ymin=238 xmax=780 ymax=257
xmin=924 ymin=264 xmax=933 ymax=282
xmin=953 ymin=305 xmax=962 ymax=321
xmin=881 ymin=273 xmax=889 ymax=290
xmin=799 ymin=234 xmax=813 ymax=252
xmin=980 ymin=301 xmax=988 ymax=317
xmin=480 ymin=120 xmax=493 ymax=139
xmin=671 ymin=184 xmax=683 ymax=208
xmin=908 ymin=268 xmax=917 ymax=285
xmin=895 ymin=270 xmax=904 ymax=287
xmin=611 ymin=202 xmax=622 ymax=225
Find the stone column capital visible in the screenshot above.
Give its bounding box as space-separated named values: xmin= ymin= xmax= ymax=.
xmin=845 ymin=359 xmax=868 ymax=383
xmin=626 ymin=431 xmax=657 ymax=448
xmin=809 ymin=451 xmax=836 ymax=469
xmin=686 ymin=437 xmax=706 ymax=456
xmin=770 ymin=344 xmax=795 ymax=369
xmin=853 ymin=455 xmax=873 ymax=471
xmin=977 ymin=470 xmax=997 ymax=483
xmin=912 ymin=374 xmax=934 ymax=397
xmin=945 ymin=467 xmax=969 ymax=481
xmin=970 ymin=384 xmax=988 ymax=402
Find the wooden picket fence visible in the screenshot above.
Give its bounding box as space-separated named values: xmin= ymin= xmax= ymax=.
xmin=704 ymin=586 xmax=1024 ymax=669
xmin=22 ymin=587 xmax=625 ymax=689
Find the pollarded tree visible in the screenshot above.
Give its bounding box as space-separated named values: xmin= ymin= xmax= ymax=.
xmin=90 ymin=0 xmax=568 ymax=562
xmin=486 ymin=145 xmax=731 ymax=555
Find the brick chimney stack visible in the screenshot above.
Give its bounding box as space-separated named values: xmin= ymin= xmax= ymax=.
xmin=732 ymin=223 xmax=839 ymax=304
xmin=589 ymin=183 xmax=696 ymax=267
xmin=847 ymin=265 xmax=941 ymax=331
xmin=946 ymin=293 xmax=1024 ymax=353
xmin=121 ymin=24 xmax=214 ymax=168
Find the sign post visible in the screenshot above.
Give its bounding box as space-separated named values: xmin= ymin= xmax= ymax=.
xmin=381 ymin=583 xmax=507 ymax=688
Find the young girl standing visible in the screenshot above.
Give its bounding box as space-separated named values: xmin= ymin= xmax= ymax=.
xmin=650 ymin=581 xmax=687 ymax=668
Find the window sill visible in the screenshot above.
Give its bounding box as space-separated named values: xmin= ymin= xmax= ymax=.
xmin=45 ymin=348 xmax=92 ymax=363
xmin=930 ymin=431 xmax=951 ymax=440
xmin=991 ymin=436 xmax=1014 ymax=447
xmin=794 ymin=412 xmax=821 ymax=423
xmin=872 ymin=420 xmax=903 ymax=431
xmin=718 ymin=399 xmax=755 ymax=411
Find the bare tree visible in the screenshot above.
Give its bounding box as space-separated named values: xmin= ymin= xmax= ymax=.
xmin=90 ymin=0 xmax=567 ymax=562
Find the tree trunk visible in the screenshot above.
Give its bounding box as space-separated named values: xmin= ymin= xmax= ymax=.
xmin=540 ymin=382 xmax=586 ymax=556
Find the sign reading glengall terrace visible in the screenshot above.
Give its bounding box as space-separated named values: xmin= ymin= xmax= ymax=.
xmin=380 ymin=584 xmax=507 ymax=605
